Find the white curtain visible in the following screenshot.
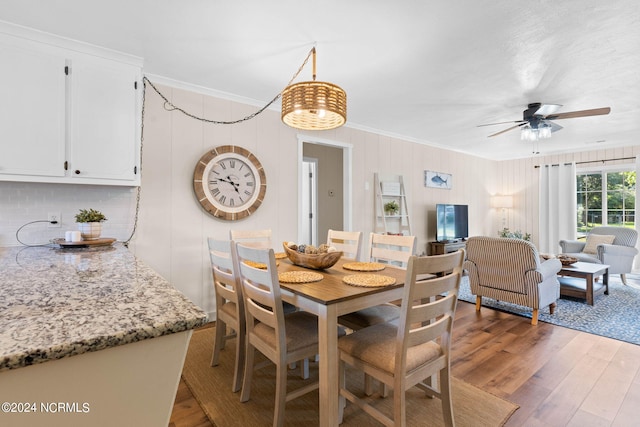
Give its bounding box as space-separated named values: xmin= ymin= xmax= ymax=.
xmin=539 ymin=162 xmax=577 ymax=254
xmin=635 ymin=156 xmax=640 ymax=271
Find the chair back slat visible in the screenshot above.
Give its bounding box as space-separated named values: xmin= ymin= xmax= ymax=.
xmin=230 ymin=229 xmax=272 ymax=249
xmin=327 ymin=229 xmax=363 ymax=260
xmin=368 ymin=233 xmax=417 ymax=268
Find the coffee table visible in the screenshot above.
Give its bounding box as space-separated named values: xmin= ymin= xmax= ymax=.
xmin=558 ymin=262 xmax=609 ymax=305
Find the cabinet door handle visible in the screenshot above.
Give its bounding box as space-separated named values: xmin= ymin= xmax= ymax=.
xmin=75 ymin=170 xmax=81 ymax=175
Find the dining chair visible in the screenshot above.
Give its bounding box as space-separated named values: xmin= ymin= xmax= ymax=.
xmin=327 ymin=229 xmax=363 ymax=261
xmin=236 ymin=243 xmax=330 ymax=427
xmin=338 ymin=233 xmax=417 ymax=396
xmin=229 ymin=228 xmax=272 ymax=249
xmin=338 ymin=249 xmax=465 ymax=427
xmin=338 ymin=233 xmax=417 ymax=331
xmin=207 ymin=237 xmax=245 ymax=393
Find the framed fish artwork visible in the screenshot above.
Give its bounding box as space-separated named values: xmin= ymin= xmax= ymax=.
xmin=425 ymin=170 xmax=452 ymax=189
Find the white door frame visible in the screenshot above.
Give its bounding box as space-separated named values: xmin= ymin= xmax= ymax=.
xmin=301 ymin=156 xmax=319 ymax=246
xmin=297 ymin=134 xmax=353 ymax=242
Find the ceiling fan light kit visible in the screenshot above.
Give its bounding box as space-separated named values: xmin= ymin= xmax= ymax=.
xmin=281 ymin=47 xmax=347 ymax=130
xmin=481 ymin=102 xmax=611 ymax=141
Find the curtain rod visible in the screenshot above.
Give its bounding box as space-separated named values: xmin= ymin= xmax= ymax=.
xmin=534 ymin=156 xmax=636 ymax=168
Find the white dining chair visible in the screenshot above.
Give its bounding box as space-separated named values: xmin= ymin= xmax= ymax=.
xmin=327 ymin=229 xmax=363 ymax=261
xmin=235 ymin=243 xmax=324 ymax=427
xmin=338 ymin=250 xmax=465 ymax=427
xmin=207 ymin=237 xmax=245 ymax=393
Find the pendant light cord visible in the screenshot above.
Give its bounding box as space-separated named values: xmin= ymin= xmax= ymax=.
xmin=142 ymin=46 xmax=315 ymax=125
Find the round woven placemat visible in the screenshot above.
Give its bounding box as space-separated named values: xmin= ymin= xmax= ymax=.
xmin=278 ymin=270 xmax=324 ymax=284
xmin=274 ymin=252 xmax=287 ymax=260
xmin=342 ymin=274 xmax=396 ymax=287
xmin=342 ymin=262 xmax=386 ymax=272
xmin=243 ymin=260 xmax=279 ymax=269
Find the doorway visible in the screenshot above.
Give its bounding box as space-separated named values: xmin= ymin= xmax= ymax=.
xmin=297 ymin=135 xmax=353 ymax=245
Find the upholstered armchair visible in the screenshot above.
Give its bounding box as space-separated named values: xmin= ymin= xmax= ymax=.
xmin=464 ymin=236 xmax=562 ymax=325
xmin=559 ymin=226 xmax=638 ymax=285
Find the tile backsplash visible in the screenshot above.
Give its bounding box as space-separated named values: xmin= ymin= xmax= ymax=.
xmin=0 ymin=181 xmax=137 ymax=247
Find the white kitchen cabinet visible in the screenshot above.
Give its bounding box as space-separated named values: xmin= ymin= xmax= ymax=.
xmin=0 ymin=23 xmax=142 ymax=186
xmin=0 ymin=35 xmax=66 ymax=178
xmin=68 ymin=55 xmax=140 ymax=182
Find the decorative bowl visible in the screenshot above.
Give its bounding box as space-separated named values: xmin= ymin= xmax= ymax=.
xmin=282 ymin=242 xmax=342 ymax=270
xmin=557 ymin=255 xmax=578 ymax=266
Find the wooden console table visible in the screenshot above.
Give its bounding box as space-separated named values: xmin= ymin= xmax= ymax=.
xmin=429 ymin=240 xmax=466 ymax=255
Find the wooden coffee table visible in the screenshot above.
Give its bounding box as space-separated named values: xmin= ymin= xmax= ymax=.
xmin=558 ymin=262 xmax=609 ymax=305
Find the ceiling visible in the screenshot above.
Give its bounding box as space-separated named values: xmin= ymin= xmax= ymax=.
xmin=2 ymin=0 xmax=639 ymax=160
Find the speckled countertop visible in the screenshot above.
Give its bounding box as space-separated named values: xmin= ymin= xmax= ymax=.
xmin=0 ymin=244 xmax=208 ymax=372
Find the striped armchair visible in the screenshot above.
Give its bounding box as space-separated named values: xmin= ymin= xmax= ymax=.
xmin=464 ymin=236 xmax=562 ymax=325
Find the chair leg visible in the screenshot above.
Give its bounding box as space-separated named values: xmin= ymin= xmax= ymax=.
xmin=300 ymin=358 xmax=309 ymax=379
xmin=621 ymin=274 xmax=628 ymax=285
xmin=231 ymin=324 xmax=245 ymax=393
xmin=240 ymin=344 xmax=256 ymax=403
xmin=338 ymin=360 xmax=346 ymax=424
xmin=549 ymin=302 xmax=557 ymax=315
xmin=475 ymin=296 xmax=482 ymax=311
xmin=439 ymin=368 xmax=455 ymax=427
xmin=531 ymin=309 xmax=539 ymax=325
xmin=273 ymin=361 xmax=288 ymax=427
xmin=211 ymin=320 xmax=226 ymax=367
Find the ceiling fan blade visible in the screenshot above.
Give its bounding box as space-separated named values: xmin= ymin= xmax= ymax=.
xmin=488 ymin=122 xmax=527 ymax=137
xmin=548 ymin=121 xmax=563 ymax=132
xmin=544 ymin=107 xmax=611 ymax=120
xmin=477 ymin=120 xmax=525 ymax=127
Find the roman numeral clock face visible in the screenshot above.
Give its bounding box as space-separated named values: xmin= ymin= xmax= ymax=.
xmin=193 ymin=146 xmax=266 ymax=220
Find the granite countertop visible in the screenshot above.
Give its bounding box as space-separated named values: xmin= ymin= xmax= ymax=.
xmin=0 ymin=244 xmax=208 ymax=372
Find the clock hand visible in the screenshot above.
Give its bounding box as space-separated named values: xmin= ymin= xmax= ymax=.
xmin=225 ymin=176 xmax=241 ymax=194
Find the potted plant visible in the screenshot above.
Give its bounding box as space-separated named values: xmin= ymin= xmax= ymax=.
xmin=384 ymin=200 xmax=399 ymax=216
xmin=498 ymin=227 xmax=531 ymax=241
xmin=75 ymin=208 xmax=107 ymax=240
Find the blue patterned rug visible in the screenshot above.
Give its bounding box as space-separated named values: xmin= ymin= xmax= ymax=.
xmin=458 ymin=273 xmax=640 ymax=345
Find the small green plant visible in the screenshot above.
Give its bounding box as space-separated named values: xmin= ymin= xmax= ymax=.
xmin=75 ymin=208 xmax=107 ymax=223
xmin=499 ymin=227 xmax=530 ymax=241
xmin=384 ymin=200 xmax=399 ymax=215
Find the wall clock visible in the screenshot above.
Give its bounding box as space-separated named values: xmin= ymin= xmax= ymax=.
xmin=193 ymin=145 xmax=266 ymax=220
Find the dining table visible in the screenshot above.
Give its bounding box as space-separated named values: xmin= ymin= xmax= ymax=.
xmin=276 ymin=256 xmax=408 ymax=427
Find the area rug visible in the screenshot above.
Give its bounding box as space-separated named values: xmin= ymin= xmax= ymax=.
xmin=458 ymin=273 xmax=640 ymax=345
xmin=182 ymin=327 xmax=518 ymax=427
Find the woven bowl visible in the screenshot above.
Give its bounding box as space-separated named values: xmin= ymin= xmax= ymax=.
xmin=282 ymin=242 xmax=342 ymax=270
xmin=557 ymin=255 xmax=578 ymax=266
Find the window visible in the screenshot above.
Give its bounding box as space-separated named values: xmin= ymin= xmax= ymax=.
xmin=576 ymin=169 xmax=636 ymax=236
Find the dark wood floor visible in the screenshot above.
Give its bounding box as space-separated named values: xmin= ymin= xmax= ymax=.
xmin=169 ymin=301 xmax=640 ymax=426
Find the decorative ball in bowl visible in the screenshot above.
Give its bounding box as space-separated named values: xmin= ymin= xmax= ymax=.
xmin=282 ymin=242 xmax=342 ymax=270
xmin=557 ymin=255 xmax=578 ymax=266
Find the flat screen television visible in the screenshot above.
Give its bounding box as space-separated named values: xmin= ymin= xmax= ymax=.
xmin=436 ymin=204 xmax=469 ymax=242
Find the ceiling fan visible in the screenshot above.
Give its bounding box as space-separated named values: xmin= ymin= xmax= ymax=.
xmin=478 ymin=103 xmax=611 ymax=138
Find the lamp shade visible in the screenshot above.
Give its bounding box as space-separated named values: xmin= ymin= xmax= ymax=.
xmin=281 ymin=80 xmax=347 ymax=130
xmin=491 ymin=195 xmax=513 ymax=209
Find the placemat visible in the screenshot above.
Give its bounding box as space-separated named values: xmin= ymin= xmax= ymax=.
xmin=243 ymin=260 xmax=279 ymax=269
xmin=342 ymin=274 xmax=396 ymax=287
xmin=274 ymin=252 xmax=287 ymax=259
xmin=278 ymin=270 xmax=323 ymax=283
xmin=342 ymin=262 xmax=386 ymax=272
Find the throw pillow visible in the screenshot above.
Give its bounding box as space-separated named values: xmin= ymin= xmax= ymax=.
xmin=582 ymin=234 xmax=616 ymax=254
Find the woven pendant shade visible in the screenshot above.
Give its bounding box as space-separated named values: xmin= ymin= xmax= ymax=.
xmin=281 ymin=81 xmax=347 ymax=130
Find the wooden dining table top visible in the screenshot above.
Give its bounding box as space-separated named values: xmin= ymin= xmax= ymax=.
xmin=276 ymin=257 xmax=407 ymax=306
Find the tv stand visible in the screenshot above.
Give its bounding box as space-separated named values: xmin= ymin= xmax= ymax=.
xmin=429 ymin=240 xmax=466 ymax=255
